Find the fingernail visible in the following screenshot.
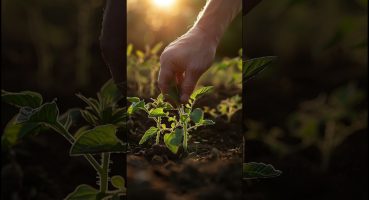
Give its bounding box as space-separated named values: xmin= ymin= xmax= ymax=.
xmin=180 ymin=94 xmax=189 ymax=103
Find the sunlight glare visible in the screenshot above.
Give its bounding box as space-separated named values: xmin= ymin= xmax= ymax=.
xmin=152 ymin=0 xmax=176 ymax=8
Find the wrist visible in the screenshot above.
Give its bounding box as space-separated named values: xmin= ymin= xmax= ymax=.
xmin=190 ymin=24 xmax=220 ymax=48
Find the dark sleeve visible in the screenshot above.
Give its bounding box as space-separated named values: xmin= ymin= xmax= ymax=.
xmin=243 ymin=0 xmax=262 ymax=15
xmin=100 ymin=0 xmax=126 ymax=94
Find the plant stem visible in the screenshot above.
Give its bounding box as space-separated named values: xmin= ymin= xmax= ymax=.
xmin=52 ymin=122 xmax=102 ymax=172
xmin=183 ymin=123 xmax=188 ymax=152
xmin=100 ymin=153 xmax=110 ymax=193
xmin=155 ymin=118 xmax=161 ymax=144
xmin=178 ymin=105 xmax=189 ymax=152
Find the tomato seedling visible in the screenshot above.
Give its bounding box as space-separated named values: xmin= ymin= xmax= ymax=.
xmin=2 ymin=80 xmax=126 ymax=199
xmin=128 ymin=86 xmax=215 ymax=154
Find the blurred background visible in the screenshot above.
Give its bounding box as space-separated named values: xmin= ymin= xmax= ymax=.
xmin=127 ymin=0 xmax=242 ymax=97
xmin=1 ymin=0 xmax=243 ymax=199
xmin=1 ymin=0 xmax=115 ymax=199
xmin=128 ymin=0 xmax=241 ymax=59
xmin=244 ymin=0 xmax=367 ymax=199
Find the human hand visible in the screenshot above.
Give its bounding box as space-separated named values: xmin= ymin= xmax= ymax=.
xmin=158 ymin=27 xmax=217 ymax=103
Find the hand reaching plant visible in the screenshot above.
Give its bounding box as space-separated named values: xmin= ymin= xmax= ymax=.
xmin=158 ymin=0 xmax=242 ymax=103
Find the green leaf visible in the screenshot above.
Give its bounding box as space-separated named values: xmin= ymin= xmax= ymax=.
xmin=243 ymin=56 xmax=276 ymax=82
xmin=201 ymin=119 xmax=215 ymax=126
xmin=111 ymin=107 xmax=127 ymax=126
xmin=243 ymin=162 xmax=282 ymax=179
xmin=127 ymin=44 xmax=133 ymax=56
xmin=74 ymin=126 xmax=90 ymax=139
xmin=180 ymin=113 xmax=189 ymax=123
xmin=111 ymin=175 xmax=125 ymax=191
xmin=190 ymin=86 xmax=213 ymax=100
xmin=150 ymin=42 xmax=163 ymax=55
xmin=70 ymin=125 xmax=126 ymax=155
xmin=99 ymin=79 xmax=122 ymax=104
xmin=59 ymin=108 xmax=81 ymax=130
xmin=80 ymin=110 xmax=99 ymax=126
xmin=127 ymin=100 xmax=145 ymax=115
xmin=136 ymin=50 xmax=145 ymax=59
xmin=164 ymin=128 xmax=183 ymax=154
xmin=64 ymin=184 xmax=99 ymax=200
xmin=149 ymin=108 xmax=167 ymax=117
xmin=163 ymin=102 xmax=174 ymax=110
xmin=127 ymin=97 xmax=140 ymax=103
xmin=17 ymin=101 xmax=59 ymax=125
xmin=100 ymin=106 xmax=113 ymax=124
xmin=76 ymin=94 xmax=100 ymax=116
xmin=2 ymin=116 xmax=41 ymax=149
xmin=2 ymin=90 xmax=43 ymax=108
xmin=190 ymin=108 xmax=204 ymax=123
xmin=139 ymin=127 xmax=158 ymax=144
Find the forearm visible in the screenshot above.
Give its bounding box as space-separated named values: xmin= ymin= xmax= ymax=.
xmin=100 ymin=0 xmax=126 ymax=93
xmin=193 ymin=0 xmax=242 ymax=45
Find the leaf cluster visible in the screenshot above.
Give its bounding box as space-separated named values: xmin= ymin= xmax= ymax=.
xmin=128 ymin=86 xmax=215 ymax=154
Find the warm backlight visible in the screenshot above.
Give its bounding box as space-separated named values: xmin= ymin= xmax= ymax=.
xmin=152 ymin=0 xmax=176 ymax=8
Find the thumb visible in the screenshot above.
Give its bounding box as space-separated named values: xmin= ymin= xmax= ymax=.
xmin=180 ymin=69 xmax=201 ymax=103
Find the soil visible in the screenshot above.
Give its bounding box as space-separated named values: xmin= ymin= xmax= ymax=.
xmin=126 ymin=88 xmax=244 ymax=200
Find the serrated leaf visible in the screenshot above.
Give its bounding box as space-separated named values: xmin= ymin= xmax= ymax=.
xmin=64 ymin=184 xmax=99 ymax=200
xmin=243 ymin=162 xmax=282 ymax=179
xmin=80 ymin=110 xmax=99 ymax=126
xmin=111 ymin=175 xmax=125 ymax=191
xmin=164 ymin=128 xmax=183 ymax=154
xmin=163 ymin=102 xmax=174 ymax=110
xmin=74 ymin=126 xmax=90 ymax=139
xmin=127 ymin=97 xmax=140 ymax=103
xmin=201 ymin=119 xmax=215 ymax=126
xmin=190 ymin=108 xmax=203 ymax=124
xmin=59 ymin=108 xmax=81 ymax=130
xmin=149 ymin=108 xmax=166 ymax=117
xmin=99 ymin=79 xmax=122 ymax=104
xmin=70 ymin=125 xmax=126 ymax=155
xmin=127 ymin=100 xmax=145 ymax=115
xmin=190 ymin=86 xmax=213 ymax=100
xmin=2 ymin=116 xmax=41 ymax=149
xmin=2 ymin=90 xmax=43 ymax=108
xmin=16 ymin=101 xmax=59 ymax=125
xmin=243 ymin=56 xmax=276 ymax=82
xmin=139 ymin=127 xmax=158 ymax=144
xmin=76 ymin=94 xmax=100 ymax=116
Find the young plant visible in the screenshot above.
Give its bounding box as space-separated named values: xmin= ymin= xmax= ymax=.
xmin=2 ymin=79 xmax=126 ymax=199
xmin=203 ymin=94 xmax=242 ymax=122
xmin=127 ymin=86 xmax=215 ymax=154
xmin=127 ymin=43 xmax=163 ymax=97
xmin=287 ymin=83 xmax=367 ymax=170
xmin=243 ymin=56 xmax=282 ymax=179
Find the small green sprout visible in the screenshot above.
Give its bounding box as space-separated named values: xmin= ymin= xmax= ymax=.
xmin=127 ymin=86 xmax=215 ymax=154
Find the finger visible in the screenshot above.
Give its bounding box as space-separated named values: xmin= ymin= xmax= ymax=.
xmin=176 ymin=72 xmax=184 ymax=86
xmin=180 ymin=69 xmax=201 ymax=103
xmin=158 ymin=67 xmax=175 ymax=94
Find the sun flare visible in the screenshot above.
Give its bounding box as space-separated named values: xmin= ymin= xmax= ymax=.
xmin=152 ymin=0 xmax=176 ymax=8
